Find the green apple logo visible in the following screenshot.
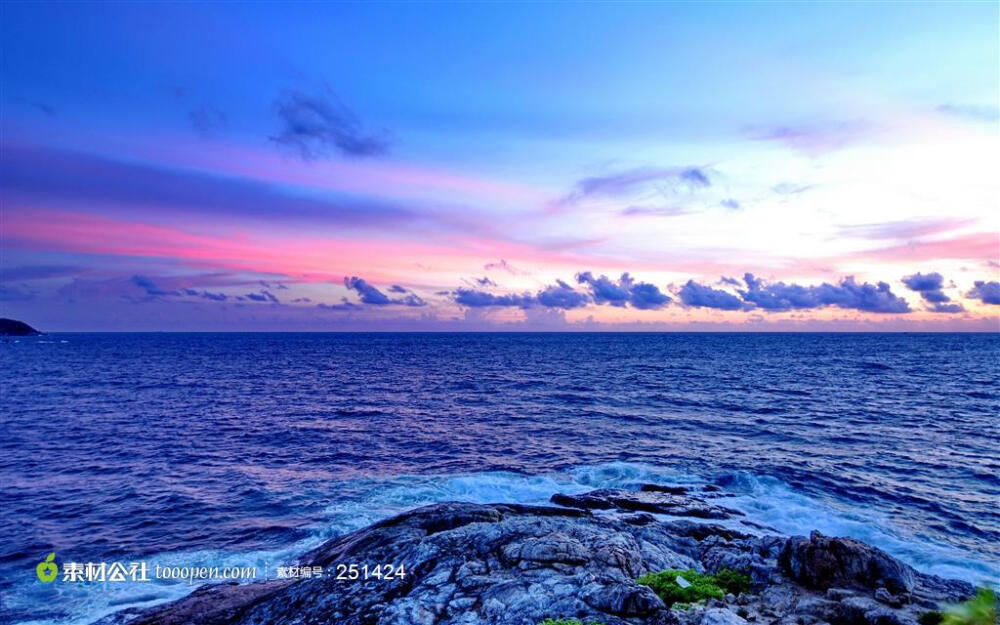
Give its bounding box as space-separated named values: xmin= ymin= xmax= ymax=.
xmin=36 ymin=553 xmax=58 ymax=582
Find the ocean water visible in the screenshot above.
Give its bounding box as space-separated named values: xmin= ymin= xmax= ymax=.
xmin=1 ymin=333 xmax=998 ymax=624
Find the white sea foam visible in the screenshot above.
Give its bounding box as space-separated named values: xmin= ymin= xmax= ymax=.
xmin=313 ymin=462 xmax=996 ymax=585
xmin=713 ymin=470 xmax=998 ymax=585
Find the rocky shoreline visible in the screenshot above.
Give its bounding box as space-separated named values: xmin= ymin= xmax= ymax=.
xmin=100 ymin=484 xmax=977 ymax=625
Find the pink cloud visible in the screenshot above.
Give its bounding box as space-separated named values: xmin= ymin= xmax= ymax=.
xmin=1 ymin=208 xmax=601 ymax=284
xmin=845 ymin=232 xmax=999 ymax=263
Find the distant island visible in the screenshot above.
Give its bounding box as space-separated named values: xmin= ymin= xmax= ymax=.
xmin=0 ymin=318 xmax=42 ymax=336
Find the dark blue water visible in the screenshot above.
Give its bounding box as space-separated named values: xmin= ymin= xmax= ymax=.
xmin=1 ymin=333 xmax=998 ymax=623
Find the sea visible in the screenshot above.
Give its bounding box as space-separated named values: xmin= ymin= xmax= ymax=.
xmin=1 ymin=333 xmax=998 ymax=624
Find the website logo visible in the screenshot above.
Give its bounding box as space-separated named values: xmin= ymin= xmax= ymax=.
xmin=36 ymin=553 xmax=58 ymax=582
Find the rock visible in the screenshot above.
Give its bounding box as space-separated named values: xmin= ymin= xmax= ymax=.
xmin=642 ymin=484 xmax=691 ymax=495
xmin=552 ymin=488 xmax=744 ymax=520
xmin=501 ymin=532 xmax=590 ymax=566
xmin=795 ymin=596 xmax=840 ymax=621
xmin=909 ymin=574 xmax=975 ymax=604
xmin=676 ymin=605 xmax=708 ymax=625
xmin=102 ymin=486 xmax=977 ymax=625
xmin=760 ymin=585 xmax=798 ymax=616
xmin=110 ymin=501 xmax=669 ymax=625
xmin=779 ymin=531 xmax=917 ymax=594
xmin=700 ymin=607 xmax=750 ymax=625
xmin=0 ymin=318 xmax=41 ymax=336
xmin=701 ymin=542 xmax=773 ymax=587
xmin=551 ymin=491 xmax=616 ymax=510
xmin=650 ymin=610 xmax=682 ymax=625
xmin=741 ymin=519 xmax=782 ymax=533
xmin=582 ymin=581 xmax=665 ymax=616
xmin=864 ymin=613 xmax=908 ymax=625
xmin=875 ymin=587 xmax=904 ymax=608
xmin=827 ymin=588 xmax=859 ymax=601
xmin=663 ymin=520 xmax=751 ymax=542
xmin=837 ymin=596 xmax=898 ymax=625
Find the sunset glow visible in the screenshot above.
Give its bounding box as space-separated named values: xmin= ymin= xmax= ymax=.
xmin=2 ymin=2 xmax=998 ymax=330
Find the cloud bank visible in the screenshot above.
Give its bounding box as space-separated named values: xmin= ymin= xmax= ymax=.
xmin=968 ymin=281 xmax=1000 ymax=305
xmin=902 ymin=272 xmax=965 ymax=313
xmin=344 ymin=276 xmax=425 ymax=307
xmin=575 ymin=272 xmax=671 ymax=310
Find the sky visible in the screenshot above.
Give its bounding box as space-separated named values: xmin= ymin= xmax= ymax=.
xmin=1 ymin=2 xmax=998 ymax=331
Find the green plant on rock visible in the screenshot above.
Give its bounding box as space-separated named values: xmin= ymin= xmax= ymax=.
xmin=941 ymin=588 xmax=997 ymax=625
xmin=714 ymin=567 xmax=753 ymax=595
xmin=919 ymin=610 xmax=944 ymax=625
xmin=636 ymin=567 xmax=750 ymax=606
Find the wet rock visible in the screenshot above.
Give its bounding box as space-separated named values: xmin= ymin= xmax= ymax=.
xmin=552 ymin=488 xmax=744 ymax=519
xmin=909 ymin=575 xmax=975 ymax=604
xmin=741 ymin=519 xmax=782 ymax=533
xmin=642 ymin=484 xmax=691 ymax=495
xmin=662 ymin=520 xmax=751 ymax=542
xmin=779 ymin=531 xmax=917 ymax=594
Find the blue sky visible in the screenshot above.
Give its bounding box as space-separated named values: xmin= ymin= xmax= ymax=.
xmin=2 ymin=2 xmax=998 ymax=330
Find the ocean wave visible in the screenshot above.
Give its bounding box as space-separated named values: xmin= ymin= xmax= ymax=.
xmin=316 ymin=463 xmax=998 ymax=585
